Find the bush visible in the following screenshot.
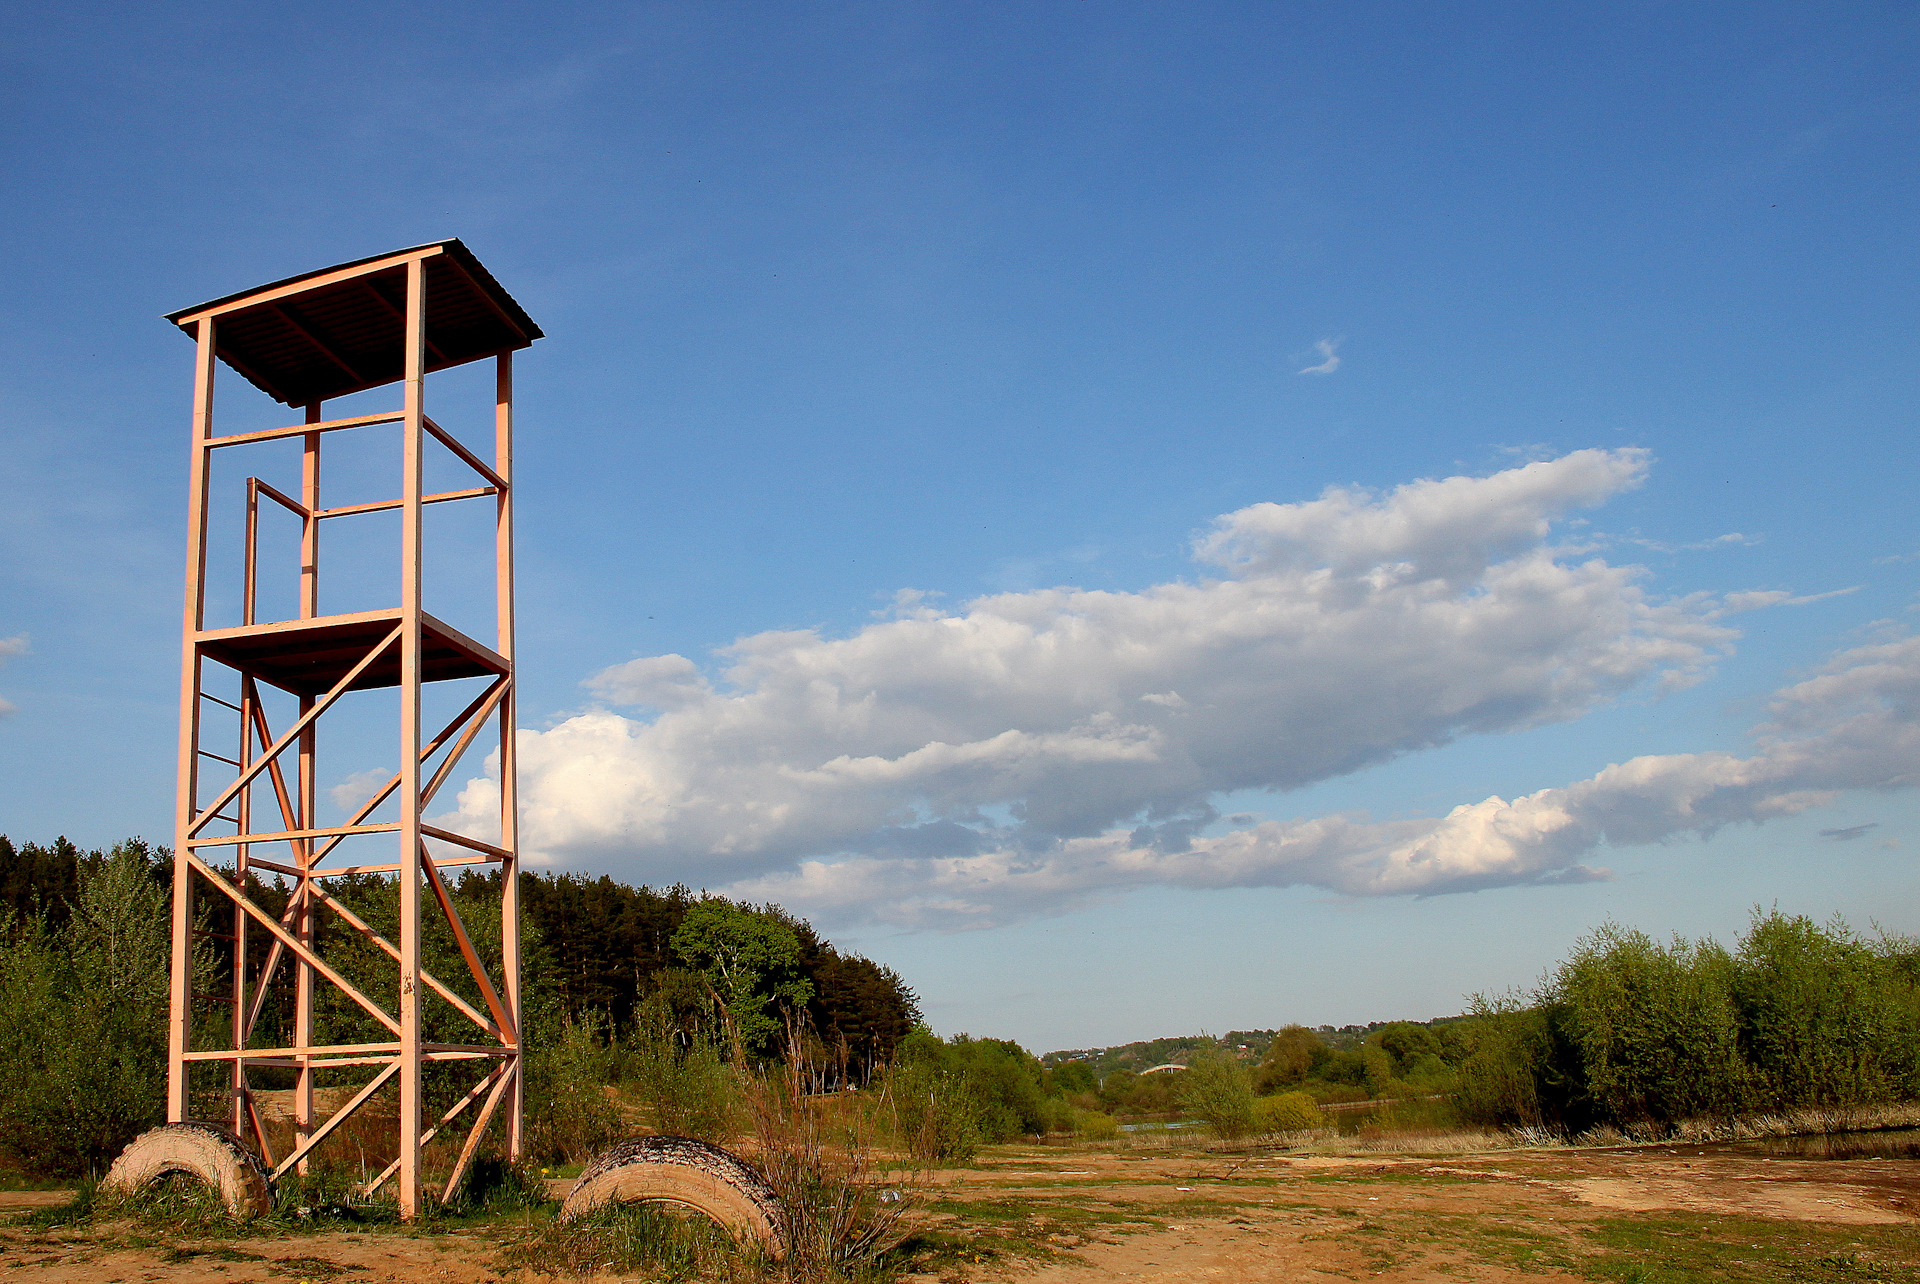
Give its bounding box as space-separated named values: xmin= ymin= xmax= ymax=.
xmin=1552 ymin=924 xmax=1749 ymax=1125
xmin=523 ymin=1012 xmax=622 ymax=1164
xmin=1452 ymin=912 xmax=1920 ymax=1132
xmin=1178 ymin=1048 xmax=1256 ymax=1141
xmin=1070 ymin=1107 xmax=1120 ymax=1140
xmin=1253 ymin=1025 xmax=1328 ymax=1093
xmin=1735 ymin=912 xmax=1920 ymax=1110
xmin=621 ymin=995 xmax=738 ymax=1143
xmin=885 ymin=1057 xmax=984 ymax=1162
xmin=1253 ymin=1091 xmax=1321 ymax=1134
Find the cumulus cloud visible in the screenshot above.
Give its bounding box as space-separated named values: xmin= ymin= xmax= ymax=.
xmin=1298 ymin=338 xmax=1342 ymax=375
xmin=0 ymin=634 xmax=28 ymax=717
xmin=435 ymin=448 xmax=1875 ymax=928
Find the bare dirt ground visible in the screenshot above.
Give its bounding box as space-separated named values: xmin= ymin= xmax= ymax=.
xmin=3 ymin=1141 xmax=1916 ymax=1282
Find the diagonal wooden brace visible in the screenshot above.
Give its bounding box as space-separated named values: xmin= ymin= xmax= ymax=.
xmin=361 ymin=1061 xmax=510 ymax=1199
xmin=272 ymin=1060 xmax=401 ymax=1180
xmin=307 ymin=676 xmax=508 ymax=867
xmin=441 ymin=1060 xmax=516 ymax=1203
xmin=186 ymin=853 xmax=400 ymax=1035
xmin=419 ymin=843 xmax=517 ymax=1043
xmin=190 ymin=625 xmax=401 ymax=838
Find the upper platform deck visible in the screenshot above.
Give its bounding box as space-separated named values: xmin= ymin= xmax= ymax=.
xmin=197 ymin=609 xmax=508 ymax=696
xmin=164 ymin=240 xmax=542 ymax=407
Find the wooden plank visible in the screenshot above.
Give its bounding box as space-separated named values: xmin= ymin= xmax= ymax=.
xmin=419 ymin=843 xmax=517 ymax=1043
xmin=306 ymin=678 xmax=506 ymax=865
xmin=363 ymin=1062 xmax=510 ymax=1200
xmin=496 ymin=349 xmax=524 ymax=1159
xmin=169 ymin=316 xmax=217 ymax=1123
xmin=397 ymin=253 xmax=427 ymax=1220
xmin=417 ymin=678 xmax=511 ymax=809
xmin=188 ymin=822 xmax=401 ymax=850
xmin=196 ymin=606 xmax=402 ymax=643
xmin=252 ymin=476 xmax=309 ymax=517
xmin=420 ymin=825 xmax=513 ymax=861
xmin=441 ymin=1063 xmax=515 ymax=1203
xmin=297 ymin=879 xmax=503 ymax=1040
xmin=418 ymin=609 xmax=509 ymax=675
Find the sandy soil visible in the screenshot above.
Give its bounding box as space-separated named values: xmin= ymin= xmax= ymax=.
xmin=1 ymin=1142 xmax=1914 ymax=1282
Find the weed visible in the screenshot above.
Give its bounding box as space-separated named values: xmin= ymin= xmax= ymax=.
xmin=504 ymin=1200 xmax=762 ymax=1282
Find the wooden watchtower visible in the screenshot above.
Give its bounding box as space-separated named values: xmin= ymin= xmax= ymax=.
xmin=159 ymin=242 xmax=540 ymax=1218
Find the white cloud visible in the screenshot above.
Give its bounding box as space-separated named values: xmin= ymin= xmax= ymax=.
xmin=1298 ymin=338 xmax=1342 ymax=375
xmin=723 ymin=632 xmax=1920 ymax=927
xmin=329 ymin=768 xmax=391 ymax=813
xmin=441 ymin=449 xmax=1849 ymax=928
xmin=0 ymin=634 xmax=28 ymax=718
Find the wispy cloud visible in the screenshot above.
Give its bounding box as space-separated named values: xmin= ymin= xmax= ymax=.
xmin=0 ymin=634 xmax=28 ymax=718
xmin=1820 ymin=823 xmax=1879 ymax=841
xmin=1297 ymin=338 xmax=1342 ymax=375
xmin=1629 ymin=532 xmax=1761 ymax=554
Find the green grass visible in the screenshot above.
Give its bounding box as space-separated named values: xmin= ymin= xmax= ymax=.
xmin=1580 ymin=1214 xmax=1920 ymax=1284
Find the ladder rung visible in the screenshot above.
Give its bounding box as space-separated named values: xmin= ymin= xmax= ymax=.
xmin=195 ymin=930 xmax=238 ymax=941
xmin=192 ymin=990 xmax=237 ymax=1004
xmin=199 ymin=692 xmax=243 ymax=713
xmin=198 ymin=749 xmax=241 ymax=767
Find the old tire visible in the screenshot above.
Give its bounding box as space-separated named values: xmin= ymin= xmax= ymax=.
xmin=560 ymin=1135 xmax=785 ymax=1258
xmin=102 ymin=1123 xmax=272 ymax=1218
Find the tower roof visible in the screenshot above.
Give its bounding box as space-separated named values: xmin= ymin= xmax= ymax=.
xmin=164 ymin=240 xmax=542 ymax=406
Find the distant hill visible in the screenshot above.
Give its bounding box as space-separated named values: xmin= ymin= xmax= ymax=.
xmin=1044 ymin=1017 xmax=1471 ymax=1079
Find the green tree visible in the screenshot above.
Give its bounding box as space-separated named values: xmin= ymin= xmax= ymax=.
xmin=671 ymin=900 xmax=813 ymax=1058
xmin=0 ymin=842 xmax=178 ymax=1176
xmin=1254 ymin=1024 xmax=1327 ymax=1092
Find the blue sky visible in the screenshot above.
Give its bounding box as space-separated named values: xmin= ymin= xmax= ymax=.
xmin=2 ymin=2 xmax=1917 ymax=1051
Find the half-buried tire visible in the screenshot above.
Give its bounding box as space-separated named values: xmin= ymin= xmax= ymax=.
xmin=102 ymin=1123 xmax=272 ymax=1218
xmin=560 ymin=1135 xmax=785 ymax=1258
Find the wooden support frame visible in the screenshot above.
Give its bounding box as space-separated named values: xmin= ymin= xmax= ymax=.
xmin=165 ymin=248 xmax=531 ymax=1219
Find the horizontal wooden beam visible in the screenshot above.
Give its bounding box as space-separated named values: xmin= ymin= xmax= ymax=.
xmin=188 ymin=821 xmax=401 ymax=851
xmin=315 ymin=486 xmax=497 ymax=520
xmin=206 ymin=410 xmax=403 ymax=451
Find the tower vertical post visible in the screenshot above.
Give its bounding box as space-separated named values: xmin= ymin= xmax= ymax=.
xmin=167 ymin=316 xmax=217 ymax=1124
xmin=495 ymin=351 xmax=523 ymax=1159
